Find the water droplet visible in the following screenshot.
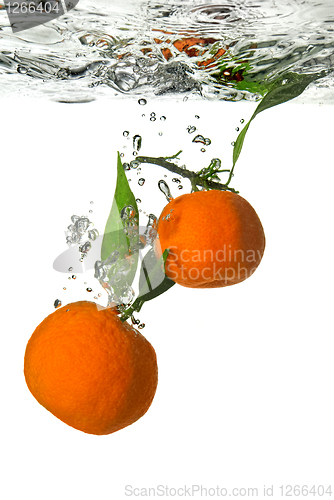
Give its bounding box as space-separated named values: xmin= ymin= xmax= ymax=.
xmin=201 ymin=148 xmax=206 ymax=152
xmin=72 ymin=275 xmax=77 ymax=279
xmin=158 ymin=180 xmax=173 ymax=202
xmin=150 ymin=112 xmax=156 ymax=117
xmin=54 ymin=299 xmax=62 ymax=309
xmin=187 ymin=125 xmax=196 ymax=134
xmin=17 ymin=65 xmax=28 ymax=74
xmin=123 ymin=162 xmax=131 ymax=171
xmin=86 ymin=287 xmax=93 ymax=292
xmin=130 ymin=160 xmax=140 ymax=169
xmin=172 ymin=178 xmax=181 ymax=183
xmin=178 ymin=185 xmax=183 ymax=190
xmin=136 ymin=198 xmax=141 ymax=203
xmin=193 ymin=134 xmax=210 ymax=145
xmin=150 ymin=116 xmax=156 ymax=121
xmin=235 ymin=127 xmax=240 ymax=131
xmin=123 ymin=131 xmax=129 ymax=137
xmin=160 ymin=116 xmax=166 ymax=121
xmin=68 ymin=267 xmax=73 ymax=271
xmin=133 ymin=151 xmax=138 ymax=156
xmin=138 ymin=98 xmax=147 ymax=105
xmin=133 ymin=134 xmax=142 ymax=151
xmin=240 ymin=119 xmax=245 ymax=123
xmin=231 ymin=141 xmax=235 ymax=146
xmin=120 ymin=153 xmax=124 ymax=158
xmin=138 ymin=178 xmax=145 ymax=186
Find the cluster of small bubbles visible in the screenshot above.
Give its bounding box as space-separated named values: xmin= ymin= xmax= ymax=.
xmin=123 ymin=131 xmax=129 ymax=137
xmin=187 ymin=125 xmax=196 ymax=134
xmin=240 ymin=119 xmax=245 ymax=123
xmin=136 ymin=198 xmax=141 ymax=203
xmin=160 ymin=116 xmax=166 ymax=121
xmin=66 ymin=216 xmax=98 ymax=257
xmin=172 ymin=178 xmax=181 ymax=183
xmin=138 ymin=178 xmax=145 ymax=186
xmin=201 ymin=148 xmax=206 ymax=153
xmin=54 ymin=299 xmax=62 ymax=309
xmin=138 ymin=98 xmax=147 ymax=105
xmin=86 ymin=287 xmax=93 ymax=292
xmin=123 ymin=163 xmax=131 ymax=171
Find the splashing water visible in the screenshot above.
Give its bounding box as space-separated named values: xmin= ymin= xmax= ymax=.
xmin=1 ymin=0 xmax=333 ymax=102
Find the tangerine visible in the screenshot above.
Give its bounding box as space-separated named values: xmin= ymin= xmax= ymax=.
xmin=154 ymin=190 xmax=265 ymax=288
xmin=24 ymin=301 xmax=158 ymax=435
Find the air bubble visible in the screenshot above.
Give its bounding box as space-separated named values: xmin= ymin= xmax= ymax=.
xmin=195 ymin=115 xmax=200 ymax=119
xmin=54 ymin=299 xmax=62 ymax=309
xmin=72 ymin=275 xmax=77 ymax=279
xmin=158 ymin=180 xmax=173 ymax=202
xmin=178 ymin=185 xmax=183 ymax=190
xmin=187 ymin=125 xmax=196 ymax=134
xmin=235 ymin=127 xmax=240 ymax=131
xmin=160 ymin=116 xmax=166 ymax=121
xmin=240 ymin=119 xmax=245 ymax=123
xmin=123 ymin=131 xmax=129 ymax=137
xmin=86 ymin=287 xmax=93 ymax=292
xmin=138 ymin=98 xmax=147 ymax=105
xmin=138 ymin=324 xmax=145 ymax=329
xmin=133 ymin=134 xmax=142 ymax=151
xmin=68 ymin=267 xmax=73 ymax=271
xmin=158 ymin=132 xmax=163 ymax=136
xmin=201 ymin=148 xmax=206 ymax=152
xmin=138 ymin=178 xmax=145 ymax=186
xmin=123 ymin=163 xmax=131 ymax=171
xmin=150 ymin=116 xmax=156 ymax=121
xmin=136 ymin=198 xmax=141 ymax=203
xmin=133 ymin=151 xmax=138 ymax=156
xmin=172 ymin=178 xmax=181 ymax=183
xmin=231 ymin=141 xmax=235 ymax=146
xmin=63 ymin=287 xmax=66 ymax=290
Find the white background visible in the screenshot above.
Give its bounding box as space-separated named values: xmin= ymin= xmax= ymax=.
xmin=1 ymin=95 xmax=333 ymax=499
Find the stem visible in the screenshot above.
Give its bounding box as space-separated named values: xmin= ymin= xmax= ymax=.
xmin=135 ymin=155 xmax=238 ymax=193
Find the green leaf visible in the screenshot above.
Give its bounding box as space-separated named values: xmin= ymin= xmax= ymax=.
xmin=137 ymin=248 xmax=175 ymax=303
xmin=232 ymin=71 xmax=325 ymax=169
xmin=100 ymin=152 xmax=139 ymax=286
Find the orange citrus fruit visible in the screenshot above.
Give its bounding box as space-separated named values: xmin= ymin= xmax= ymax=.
xmin=24 ymin=301 xmax=158 ymax=435
xmin=154 ymin=190 xmax=265 ymax=288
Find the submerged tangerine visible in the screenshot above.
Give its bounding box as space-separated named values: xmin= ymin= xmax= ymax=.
xmin=24 ymin=301 xmax=158 ymax=435
xmin=154 ymin=190 xmax=265 ymax=288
